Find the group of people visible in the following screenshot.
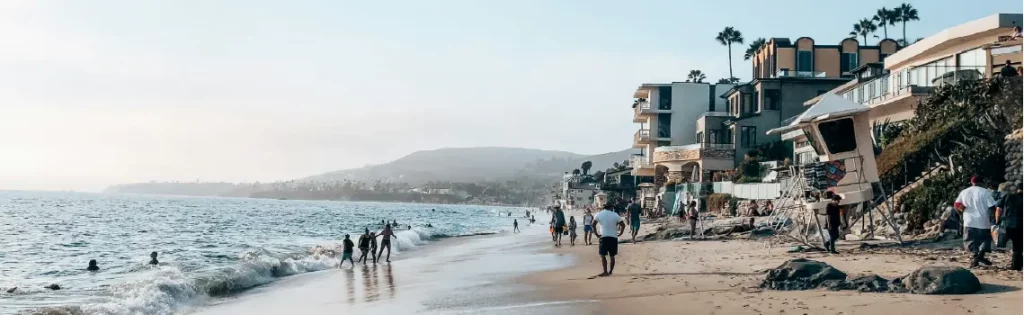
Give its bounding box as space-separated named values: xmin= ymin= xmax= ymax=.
xmin=542 ymin=198 xmax=644 ymax=277
xmin=955 ymin=176 xmax=1022 ymax=270
xmin=340 ymin=223 xmax=399 ymax=267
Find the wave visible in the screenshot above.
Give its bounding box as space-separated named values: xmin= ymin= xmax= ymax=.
xmin=25 ymin=226 xmax=503 ymax=315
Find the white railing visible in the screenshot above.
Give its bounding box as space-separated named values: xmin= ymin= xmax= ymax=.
xmin=630 ymin=154 xmax=651 ymax=168
xmin=776 ymin=69 xmax=826 ymax=78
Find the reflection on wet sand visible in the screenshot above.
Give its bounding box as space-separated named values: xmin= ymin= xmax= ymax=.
xmin=384 ymin=264 xmax=395 ymax=299
xmin=344 ymin=268 xmax=356 ymax=305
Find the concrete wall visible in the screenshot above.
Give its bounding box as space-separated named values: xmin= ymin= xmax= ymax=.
xmin=668 ymin=83 xmax=734 ymax=145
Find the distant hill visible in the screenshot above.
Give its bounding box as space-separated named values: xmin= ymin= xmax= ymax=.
xmin=302 ymin=147 xmax=633 ymax=183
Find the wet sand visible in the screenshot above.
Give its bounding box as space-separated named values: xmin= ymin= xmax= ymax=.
xmin=191 ymin=220 xmax=595 ymax=315
xmin=525 ymin=219 xmax=1024 ymax=315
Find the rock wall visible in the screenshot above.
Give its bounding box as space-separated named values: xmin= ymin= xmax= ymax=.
xmin=1005 ymin=128 xmax=1022 ymax=187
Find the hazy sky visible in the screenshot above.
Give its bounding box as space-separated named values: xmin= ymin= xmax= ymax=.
xmin=0 ymin=0 xmax=1017 ymax=191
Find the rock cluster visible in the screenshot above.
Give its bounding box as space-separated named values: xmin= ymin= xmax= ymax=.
xmin=1005 ymin=129 xmax=1022 ymax=187
xmin=760 ymin=259 xmax=983 ymax=295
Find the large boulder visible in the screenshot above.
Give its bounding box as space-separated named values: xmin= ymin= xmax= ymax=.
xmin=760 ymin=258 xmax=848 ymax=291
xmin=901 ymin=266 xmax=981 ymax=295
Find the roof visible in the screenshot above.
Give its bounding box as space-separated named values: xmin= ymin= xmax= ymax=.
xmin=767 ymin=93 xmax=869 ymax=135
xmin=885 ymin=13 xmax=1022 ymax=70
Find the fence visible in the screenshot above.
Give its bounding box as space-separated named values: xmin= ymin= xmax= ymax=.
xmin=673 ymin=177 xmax=795 ymax=200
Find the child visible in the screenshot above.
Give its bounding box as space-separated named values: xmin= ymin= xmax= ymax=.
xmin=568 ymin=216 xmax=578 ymax=246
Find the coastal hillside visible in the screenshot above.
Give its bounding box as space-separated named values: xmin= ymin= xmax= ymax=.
xmin=301 ymin=147 xmax=632 ymax=184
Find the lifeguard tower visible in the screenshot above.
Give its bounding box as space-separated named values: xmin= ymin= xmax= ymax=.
xmin=765 ymin=94 xmax=902 ymax=247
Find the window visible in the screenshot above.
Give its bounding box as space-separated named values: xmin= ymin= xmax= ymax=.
xmin=742 ymin=94 xmax=753 ymax=114
xmin=841 ymin=53 xmax=858 ymax=73
xmin=657 ymin=113 xmax=672 ymax=138
xmin=753 ymin=91 xmax=760 ymax=111
xmin=708 ymin=130 xmax=720 ymax=144
xmin=764 ymin=90 xmax=781 ymax=110
xmin=657 ymin=86 xmax=672 ymax=110
xmin=740 ymin=126 xmax=757 ymax=148
xmin=696 ymin=131 xmax=704 ymax=143
xmin=797 ymin=51 xmax=813 ymax=72
xmin=817 ymin=118 xmax=857 ymax=153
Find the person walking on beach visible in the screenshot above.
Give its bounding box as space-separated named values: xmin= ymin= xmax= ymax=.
xmin=552 ymin=206 xmax=566 ymax=247
xmin=583 ymin=209 xmax=594 ymax=245
xmin=996 ymin=183 xmax=1023 ymax=271
xmin=341 ymin=234 xmax=355 ymax=267
xmin=376 ymin=224 xmax=398 ymax=263
xmin=627 ymin=198 xmax=642 ymax=243
xmin=358 ymin=228 xmax=374 ymax=264
xmin=955 ymin=176 xmax=998 ymax=268
xmin=568 ymin=216 xmax=578 ymax=246
xmin=593 ymin=203 xmax=625 ymax=277
xmin=824 ymin=193 xmax=843 ymax=254
xmin=513 ymin=219 xmax=520 ymax=233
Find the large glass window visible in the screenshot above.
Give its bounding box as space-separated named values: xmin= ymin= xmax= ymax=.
xmin=817 ymin=118 xmax=857 ymax=154
xmin=764 ymin=90 xmax=780 ymax=110
xmin=657 ymin=113 xmax=672 ymax=138
xmin=797 ymin=51 xmax=813 ymax=72
xmin=740 ymin=126 xmax=757 ymax=148
xmin=657 ymin=86 xmax=672 ymax=110
xmin=841 ymin=53 xmax=858 ymax=73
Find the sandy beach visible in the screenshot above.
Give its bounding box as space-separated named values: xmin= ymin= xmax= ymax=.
xmin=524 ymin=218 xmax=1023 ymax=315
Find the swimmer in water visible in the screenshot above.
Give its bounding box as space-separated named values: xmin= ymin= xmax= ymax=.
xmin=87 ymin=260 xmax=99 ymax=271
xmin=149 ymin=252 xmax=159 ymax=265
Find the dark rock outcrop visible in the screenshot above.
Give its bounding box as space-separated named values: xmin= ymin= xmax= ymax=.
xmin=760 ymin=258 xmax=848 ymax=290
xmin=901 ymin=266 xmax=981 ymax=295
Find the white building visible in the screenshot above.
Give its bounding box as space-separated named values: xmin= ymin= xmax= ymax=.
xmin=631 ymin=82 xmax=734 ymax=177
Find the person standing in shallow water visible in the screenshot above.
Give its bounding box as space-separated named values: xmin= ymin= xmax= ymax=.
xmin=368 ymin=232 xmax=379 ymax=263
xmin=149 ymin=252 xmax=159 ymax=265
xmin=376 ymin=224 xmax=398 ymax=263
xmin=87 ymin=260 xmax=99 ymax=271
xmin=358 ymin=228 xmax=373 ymax=264
xmin=341 ymin=234 xmax=355 ymax=267
xmin=513 ymin=219 xmax=520 ymax=233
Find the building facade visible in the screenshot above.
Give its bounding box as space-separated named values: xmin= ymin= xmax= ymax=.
xmin=631 ymin=82 xmax=734 ymax=180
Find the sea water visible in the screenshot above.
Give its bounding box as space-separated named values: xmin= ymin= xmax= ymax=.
xmin=0 ymin=191 xmax=530 ymax=315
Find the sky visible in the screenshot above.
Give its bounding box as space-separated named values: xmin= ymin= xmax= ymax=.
xmin=0 ymin=0 xmax=1018 ymax=191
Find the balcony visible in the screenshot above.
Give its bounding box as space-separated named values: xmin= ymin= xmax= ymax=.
xmin=632 ymin=101 xmax=652 ymax=123
xmin=840 ymin=74 xmax=935 ymax=108
xmin=653 ymin=143 xmax=736 ymax=164
xmin=633 ymin=129 xmax=653 ymax=147
xmin=775 ymin=69 xmax=826 ymax=78
xmin=630 ymin=154 xmax=652 ymax=169
xmin=697 ymin=111 xmax=732 ymax=119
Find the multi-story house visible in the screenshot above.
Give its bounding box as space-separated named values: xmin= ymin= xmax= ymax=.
xmin=630 ymin=82 xmax=734 ymax=183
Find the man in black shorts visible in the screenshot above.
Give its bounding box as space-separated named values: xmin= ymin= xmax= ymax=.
xmin=357 ymin=228 xmax=374 ymax=264
xmin=593 ymin=203 xmax=625 ymax=277
xmin=552 ymin=206 xmax=567 ymax=247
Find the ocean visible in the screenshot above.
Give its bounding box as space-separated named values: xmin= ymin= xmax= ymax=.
xmin=0 ymin=191 xmax=539 ymax=315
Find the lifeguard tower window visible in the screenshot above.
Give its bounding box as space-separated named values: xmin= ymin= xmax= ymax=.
xmin=817 ymin=118 xmax=857 ymax=154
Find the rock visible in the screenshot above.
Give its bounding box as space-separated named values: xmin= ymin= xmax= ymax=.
xmin=848 ymin=274 xmax=891 ymax=292
xmin=902 ymin=266 xmax=981 ymax=295
xmin=44 ymin=284 xmax=61 ymax=290
xmin=5 ymin=287 xmax=16 ymax=293
xmin=760 ymin=258 xmax=848 ymax=291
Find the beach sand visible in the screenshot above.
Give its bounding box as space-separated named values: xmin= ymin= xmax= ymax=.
xmin=525 ymin=219 xmax=1024 ymax=315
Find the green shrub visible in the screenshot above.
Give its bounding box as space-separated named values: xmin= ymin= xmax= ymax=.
xmin=900 ymin=173 xmax=965 ymax=232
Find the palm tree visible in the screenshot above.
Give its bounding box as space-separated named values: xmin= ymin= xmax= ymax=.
xmin=716 ymin=78 xmax=731 ymax=84
xmin=572 ymin=169 xmax=581 ymax=177
xmin=872 ymin=7 xmax=898 ymax=39
xmin=894 ymin=3 xmax=919 ymax=45
xmin=581 ymin=161 xmax=592 ymax=175
xmin=849 ymin=19 xmax=878 ymax=44
xmin=687 ymin=70 xmax=707 ymax=83
xmin=715 ymin=27 xmax=744 ymax=80
xmin=743 ymin=38 xmax=766 ymax=60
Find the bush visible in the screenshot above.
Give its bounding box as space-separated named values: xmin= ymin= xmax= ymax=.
xmin=901 ymin=173 xmax=965 ymax=232
xmin=728 ymin=197 xmax=739 ymax=217
xmin=707 ymin=193 xmax=732 ymax=213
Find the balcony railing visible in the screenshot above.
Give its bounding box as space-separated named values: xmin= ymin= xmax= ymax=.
xmin=697 ymin=111 xmax=732 ymax=120
xmin=634 ymin=129 xmax=651 ymax=143
xmin=776 ymin=69 xmax=826 ymax=78
xmin=630 ymin=154 xmax=651 ymax=169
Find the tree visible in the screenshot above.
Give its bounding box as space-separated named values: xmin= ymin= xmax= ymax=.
xmin=715 ymin=27 xmax=744 ymax=81
xmin=849 ymin=18 xmax=878 ymax=44
xmin=593 ymin=170 xmax=606 ymax=183
xmin=612 ymin=162 xmax=621 ymax=170
xmin=716 ymin=78 xmax=732 ymax=84
xmin=743 ymin=37 xmax=766 ymax=60
xmin=572 ymin=169 xmax=581 ymax=176
xmin=894 ymin=3 xmax=919 ymax=45
xmin=687 ymin=70 xmax=707 ymax=83
xmin=581 ymin=161 xmax=592 ymax=175
xmin=872 ymin=7 xmax=898 ymax=39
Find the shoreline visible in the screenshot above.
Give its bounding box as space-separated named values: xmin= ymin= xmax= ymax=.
xmin=523 ymin=219 xmax=1023 ymax=315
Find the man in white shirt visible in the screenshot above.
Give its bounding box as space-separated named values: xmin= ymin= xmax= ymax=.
xmin=592 ymin=203 xmax=625 ymax=277
xmin=955 ymin=176 xmax=998 ymax=268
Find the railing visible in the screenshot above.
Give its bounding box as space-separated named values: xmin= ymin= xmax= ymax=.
xmin=633 ymin=101 xmax=652 ymax=117
xmin=697 ymin=111 xmax=732 ymax=120
xmin=634 ymin=129 xmax=651 ymax=143
xmin=776 ymin=69 xmax=826 ymax=78
xmin=658 ymin=143 xmax=736 ymax=151
xmin=630 ymin=154 xmax=651 ymax=168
